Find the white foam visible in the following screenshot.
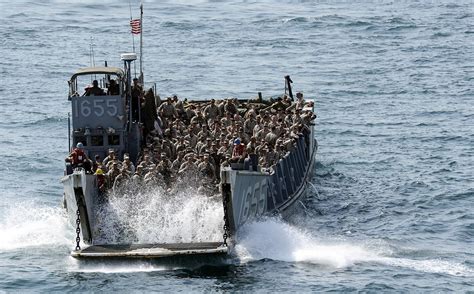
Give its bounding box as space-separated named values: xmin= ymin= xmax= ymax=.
xmin=233 ymin=219 xmax=473 ymax=277
xmin=0 ymin=202 xmax=71 ymax=251
xmin=67 ymin=257 xmax=177 ymax=273
xmin=376 ymin=257 xmax=474 ymax=277
xmin=93 ymin=185 xmax=224 ymax=244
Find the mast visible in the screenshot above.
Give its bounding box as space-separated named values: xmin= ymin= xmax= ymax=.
xmin=139 ymin=1 xmax=144 ymax=85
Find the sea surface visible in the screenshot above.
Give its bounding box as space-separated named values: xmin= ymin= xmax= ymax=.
xmin=0 ymin=0 xmax=473 ymax=292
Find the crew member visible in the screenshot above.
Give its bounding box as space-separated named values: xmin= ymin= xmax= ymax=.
xmin=107 ymin=79 xmax=120 ymax=95
xmin=95 ymin=168 xmax=107 ymax=197
xmin=85 ymin=80 xmax=105 ymax=96
xmin=131 ymin=78 xmax=143 ymax=122
xmin=66 ymin=142 xmax=91 ymax=172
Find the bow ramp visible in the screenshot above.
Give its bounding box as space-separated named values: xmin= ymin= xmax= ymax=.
xmin=62 ymin=170 xmax=230 ymax=259
xmin=71 ymin=242 xmax=228 ymax=259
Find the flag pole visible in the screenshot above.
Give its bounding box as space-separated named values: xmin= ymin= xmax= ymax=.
xmin=139 ymin=1 xmax=144 ymax=85
xmin=129 ymin=0 xmax=137 ymax=78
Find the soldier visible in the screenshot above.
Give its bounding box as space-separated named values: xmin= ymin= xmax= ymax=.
xmin=159 ymin=97 xmax=178 ymax=120
xmin=183 ymin=127 xmax=197 ymax=149
xmin=178 ymin=154 xmax=199 ymax=181
xmin=217 ymin=100 xmax=226 ymax=116
xmin=107 ymin=162 xmax=121 ymax=189
xmin=255 ymin=124 xmax=269 ymax=142
xmin=218 ymin=140 xmax=232 ymax=158
xmin=220 ymin=154 xmax=232 ymax=168
xmin=173 ymin=95 xmax=186 ymax=120
xmin=102 ymin=149 xmax=116 ymax=168
xmin=275 ymin=143 xmax=286 ymax=159
xmin=246 ymin=136 xmax=258 ymax=151
xmin=196 ymin=137 xmax=209 ymax=154
xmin=113 ymin=168 xmax=130 ymax=192
xmin=259 ymin=147 xmax=268 ymax=167
xmin=141 ymin=154 xmax=155 ymax=173
xmin=204 ymin=99 xmax=220 ymax=123
xmin=198 ymin=154 xmax=216 ymax=181
xmin=236 ymin=127 xmax=250 ymax=144
xmin=175 ymin=137 xmax=188 ymax=154
xmin=157 ymin=153 xmax=173 ymax=183
xmin=244 ymin=105 xmax=257 ymax=119
xmin=131 ymin=165 xmax=144 ymax=185
xmin=144 ymin=165 xmax=164 ymax=186
xmin=194 ymin=134 xmax=206 ymax=154
xmin=266 ymin=145 xmax=280 ymax=165
xmin=282 ymin=95 xmax=292 ymax=108
xmin=290 ymin=124 xmax=302 ymax=140
xmin=252 ymin=116 xmax=263 ymax=137
xmin=106 ymin=156 xmax=122 ymax=172
xmin=185 ymin=104 xmax=197 ymax=123
xmin=122 ymin=155 xmax=135 ymax=174
xmin=171 ymin=151 xmax=185 ymax=174
xmin=224 ymin=98 xmax=238 ymax=115
xmin=243 ymin=115 xmax=257 ymax=137
xmin=190 ymin=110 xmax=205 ymax=125
xmin=301 ymin=109 xmax=317 ymax=125
xmin=197 ymin=124 xmax=211 ymax=139
xmin=292 ymin=109 xmax=304 ymax=125
xmin=92 ymin=154 xmax=101 ymax=173
xmin=210 ymin=120 xmax=221 ymax=138
xmin=209 ymin=142 xmax=221 ymax=177
xmin=161 ymin=139 xmax=174 ymax=159
xmin=295 ymin=92 xmax=305 ymax=109
xmin=255 ymin=139 xmax=267 ymax=157
xmin=267 ymin=97 xmax=287 ymax=111
xmin=220 ymin=112 xmax=233 ymax=128
xmin=265 ymin=125 xmax=279 ymax=146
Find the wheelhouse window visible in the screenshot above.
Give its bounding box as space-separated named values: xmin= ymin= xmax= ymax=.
xmin=91 ymin=135 xmax=104 ymax=146
xmin=108 ymin=135 xmax=120 ymax=146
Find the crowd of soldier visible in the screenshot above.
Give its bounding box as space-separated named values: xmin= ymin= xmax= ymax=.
xmin=68 ymin=84 xmax=315 ymax=194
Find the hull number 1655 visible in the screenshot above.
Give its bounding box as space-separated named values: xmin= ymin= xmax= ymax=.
xmin=73 ymin=98 xmax=118 ymax=118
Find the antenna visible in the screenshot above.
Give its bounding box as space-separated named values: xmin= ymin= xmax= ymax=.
xmin=89 ymin=37 xmax=96 ymax=81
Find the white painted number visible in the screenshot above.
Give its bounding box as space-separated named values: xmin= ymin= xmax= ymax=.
xmin=80 ymin=100 xmax=91 ymax=117
xmin=93 ymin=99 xmax=105 ymax=116
xmin=74 ymin=98 xmax=119 ymax=117
xmin=106 ymin=99 xmax=118 ymax=116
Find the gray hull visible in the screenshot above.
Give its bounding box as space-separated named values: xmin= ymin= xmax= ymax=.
xmin=61 ymin=170 xmax=100 ymax=245
xmin=221 ymin=127 xmax=317 ymax=233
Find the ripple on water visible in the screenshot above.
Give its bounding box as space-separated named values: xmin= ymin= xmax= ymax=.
xmin=0 ymin=0 xmax=473 ymax=291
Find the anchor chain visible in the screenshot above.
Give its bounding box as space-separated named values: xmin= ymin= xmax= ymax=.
xmin=222 ymin=190 xmax=231 ymax=247
xmin=75 ymin=198 xmax=81 ymax=251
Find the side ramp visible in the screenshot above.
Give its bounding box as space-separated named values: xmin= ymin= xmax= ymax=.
xmin=71 ymin=242 xmax=228 ymax=259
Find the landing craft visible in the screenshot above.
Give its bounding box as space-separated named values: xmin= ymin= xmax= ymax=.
xmin=61 ymin=53 xmax=317 ymax=258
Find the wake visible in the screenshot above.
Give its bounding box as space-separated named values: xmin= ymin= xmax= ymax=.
xmin=0 ymin=201 xmax=71 ymax=251
xmin=233 ymin=219 xmax=473 ymax=277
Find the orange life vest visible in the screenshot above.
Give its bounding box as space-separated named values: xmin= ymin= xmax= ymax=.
xmin=71 ymin=148 xmax=86 ymax=165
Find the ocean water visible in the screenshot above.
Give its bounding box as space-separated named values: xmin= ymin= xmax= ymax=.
xmin=0 ymin=0 xmax=473 ymax=292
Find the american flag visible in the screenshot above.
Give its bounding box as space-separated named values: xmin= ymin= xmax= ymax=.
xmin=130 ymin=19 xmax=141 ymax=34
